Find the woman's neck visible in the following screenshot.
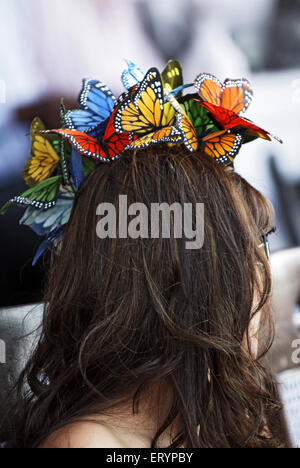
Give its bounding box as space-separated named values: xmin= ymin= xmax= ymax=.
xmin=87 ymin=381 xmax=180 ymax=448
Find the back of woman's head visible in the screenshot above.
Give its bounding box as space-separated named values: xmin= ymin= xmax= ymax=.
xmin=5 ymin=147 xmax=287 ymax=448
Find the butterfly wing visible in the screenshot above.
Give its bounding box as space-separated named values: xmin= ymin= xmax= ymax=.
xmin=46 ymin=129 xmax=107 ymax=161
xmin=20 ymin=185 xmax=74 ymax=236
xmin=163 ymin=93 xmax=199 ymax=151
xmin=114 ymin=68 xmax=164 ymax=135
xmin=64 ymin=80 xmax=116 ymax=131
xmin=194 ymin=73 xmax=223 ymax=106
xmin=195 ymin=74 xmax=253 ymax=115
xmin=49 ymin=112 xmax=130 ymax=162
xmin=221 ymin=78 xmax=253 ymax=114
xmin=116 ymin=84 xmax=139 ymax=107
xmin=176 ymin=113 xmax=199 ymax=152
xmin=200 ymin=131 xmax=243 ymax=165
xmin=198 ymin=101 xmax=282 ymax=142
xmin=161 ymin=60 xmax=184 ymax=127
xmin=121 ymin=60 xmax=145 ymax=90
xmin=128 ymin=127 xmax=182 ymax=150
xmin=162 ymin=60 xmax=183 ymax=94
xmin=79 ymin=79 xmax=116 ymax=116
xmin=0 ymin=176 xmax=62 ymax=215
xmin=32 ymin=225 xmax=65 ymax=266
xmin=63 ymin=110 xmax=100 ymax=132
xmin=161 ymin=101 xmax=176 ymax=127
xmin=24 ymin=118 xmax=60 ymax=187
xmin=199 ymin=101 xmax=244 ymax=128
xmin=101 ymin=108 xmax=132 ymax=160
xmin=71 ymin=149 xmax=85 ymax=190
xmin=102 ymin=131 xmax=132 ymax=160
xmin=180 ymin=94 xmax=220 ymax=138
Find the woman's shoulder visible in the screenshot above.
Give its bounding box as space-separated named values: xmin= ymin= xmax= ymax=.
xmin=39 ymin=421 xmax=125 ymax=449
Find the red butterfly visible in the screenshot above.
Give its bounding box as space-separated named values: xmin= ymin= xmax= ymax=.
xmin=198 ymin=101 xmax=282 ymax=144
xmin=46 ymin=107 xmax=131 ymax=162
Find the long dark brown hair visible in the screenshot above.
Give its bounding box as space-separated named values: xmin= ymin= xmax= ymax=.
xmin=1 ymin=147 xmax=289 ymax=448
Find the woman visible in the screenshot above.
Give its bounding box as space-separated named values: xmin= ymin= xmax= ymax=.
xmin=0 ymin=147 xmax=289 ymax=448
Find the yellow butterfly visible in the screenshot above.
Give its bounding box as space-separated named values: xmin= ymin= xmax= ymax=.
xmin=114 ymin=68 xmax=182 ymax=150
xmin=23 ymin=118 xmax=60 ymax=187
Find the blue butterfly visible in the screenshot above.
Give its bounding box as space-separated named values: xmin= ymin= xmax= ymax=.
xmin=121 ymin=60 xmax=145 ymax=90
xmin=20 ymin=185 xmax=75 ymax=237
xmin=63 ymin=79 xmax=117 ymax=132
xmin=32 ymin=225 xmax=66 ymax=266
xmin=70 ymin=149 xmax=85 ymax=191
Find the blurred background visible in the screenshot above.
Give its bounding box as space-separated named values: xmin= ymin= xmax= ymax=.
xmin=0 ymin=0 xmax=299 ymax=305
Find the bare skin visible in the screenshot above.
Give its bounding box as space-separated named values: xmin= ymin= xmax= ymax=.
xmin=40 ymin=382 xmax=180 ymax=448
xmin=39 ymin=417 xmax=175 ymax=449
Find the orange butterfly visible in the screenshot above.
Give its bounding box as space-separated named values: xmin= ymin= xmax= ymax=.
xmin=165 ymin=91 xmax=243 ymax=164
xmin=199 ymin=130 xmax=243 ymax=165
xmin=194 ymin=73 xmax=253 ymax=114
xmin=45 ymin=108 xmax=132 ymax=162
xmin=194 ymin=73 xmax=282 ymax=144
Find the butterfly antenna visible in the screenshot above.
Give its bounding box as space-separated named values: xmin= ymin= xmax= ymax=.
xmin=272 ymin=134 xmax=283 ymax=144
xmin=171 ymin=83 xmax=194 ymax=97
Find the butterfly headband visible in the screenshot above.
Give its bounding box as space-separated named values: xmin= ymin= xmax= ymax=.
xmin=0 ymin=59 xmax=282 ymax=264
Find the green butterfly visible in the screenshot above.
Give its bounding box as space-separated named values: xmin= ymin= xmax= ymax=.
xmin=179 ymin=94 xmax=220 ymax=138
xmin=60 ymin=98 xmax=67 ymax=124
xmin=0 ymin=176 xmax=62 ymax=215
